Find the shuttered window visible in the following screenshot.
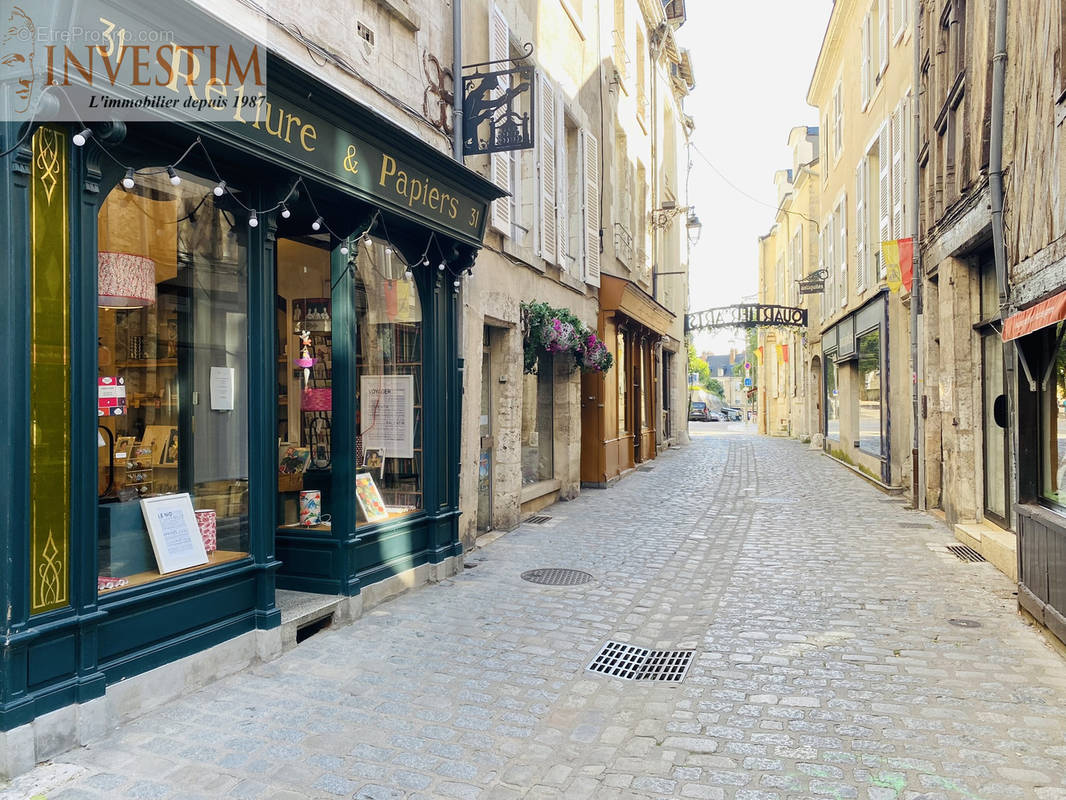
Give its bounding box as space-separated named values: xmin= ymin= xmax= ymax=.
xmin=833 ymin=82 xmax=843 ymax=160
xmin=489 ymin=4 xmax=511 ymax=234
xmin=580 ymin=129 xmax=600 ymax=286
xmin=856 ymin=159 xmax=867 ymax=292
xmin=536 ymin=72 xmax=557 ymax=263
xmin=838 ymin=196 xmax=847 ymax=308
xmin=892 ymin=100 xmax=906 ymax=238
xmin=861 ymin=15 xmax=872 ymax=108
xmin=555 ymin=92 xmax=569 ymax=270
xmin=826 ymin=211 xmax=836 ymax=308
xmin=878 ymin=125 xmax=891 ymax=278
xmin=878 ymin=0 xmax=890 ymax=75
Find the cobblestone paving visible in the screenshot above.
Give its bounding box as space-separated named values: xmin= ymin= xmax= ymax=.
xmin=7 ymin=426 xmax=1066 ymax=800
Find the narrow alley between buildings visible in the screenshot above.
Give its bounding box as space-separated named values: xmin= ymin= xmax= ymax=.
xmin=7 ymin=425 xmax=1066 ymax=800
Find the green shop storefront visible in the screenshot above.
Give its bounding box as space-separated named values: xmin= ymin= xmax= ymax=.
xmin=0 ymin=54 xmax=502 ymax=776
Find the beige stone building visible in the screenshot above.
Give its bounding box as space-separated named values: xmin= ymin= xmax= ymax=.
xmin=458 ymin=0 xmax=695 ymax=545
xmin=757 ymin=127 xmax=821 ymax=440
xmin=807 ymin=0 xmax=915 ymax=488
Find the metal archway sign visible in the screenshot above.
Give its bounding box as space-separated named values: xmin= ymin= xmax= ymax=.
xmin=685 ymin=304 xmax=808 ymax=333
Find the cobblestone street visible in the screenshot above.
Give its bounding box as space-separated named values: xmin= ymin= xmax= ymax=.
xmin=7 ymin=426 xmax=1066 ymax=800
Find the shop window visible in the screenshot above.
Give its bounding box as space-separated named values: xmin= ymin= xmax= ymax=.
xmin=354 ymin=243 xmax=423 ymax=522
xmin=1041 ymin=328 xmax=1066 ymax=505
xmin=617 ymin=329 xmax=627 ymax=435
xmin=96 ymin=168 xmax=249 ymax=593
xmin=522 ymin=353 xmax=554 ymax=485
xmin=825 ymin=355 xmax=840 ymax=441
xmin=857 ymin=329 xmax=883 ymax=456
xmin=276 ymin=237 xmax=334 ymax=530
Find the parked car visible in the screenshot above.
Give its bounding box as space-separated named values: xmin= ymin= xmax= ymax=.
xmin=708 ymin=410 xmax=723 ymax=422
xmin=689 ymin=401 xmax=711 ymax=421
xmin=721 ymin=407 xmax=742 ymax=421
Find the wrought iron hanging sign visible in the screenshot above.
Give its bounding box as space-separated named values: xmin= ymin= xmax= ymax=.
xmin=796 ymin=268 xmax=828 ymax=295
xmin=462 ymin=43 xmax=536 ymax=156
xmin=685 ymin=304 xmax=808 ymax=332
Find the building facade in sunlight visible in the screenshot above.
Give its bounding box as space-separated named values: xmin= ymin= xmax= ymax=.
xmin=454 ymin=0 xmax=696 ymax=539
xmin=805 ymin=0 xmax=915 ymax=488
xmin=757 ymin=127 xmax=821 ymax=440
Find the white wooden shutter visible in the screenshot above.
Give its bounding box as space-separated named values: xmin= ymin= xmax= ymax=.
xmin=537 ymin=73 xmax=556 ymax=262
xmin=580 ymin=128 xmax=600 ymax=286
xmin=489 ymin=5 xmax=510 ymax=234
xmin=833 ymin=83 xmax=842 ymax=158
xmin=878 ymin=124 xmax=891 ymax=277
xmin=861 ymin=15 xmax=871 ymax=108
xmin=891 ymin=104 xmax=904 ymax=238
xmin=555 ymin=92 xmax=569 ymax=271
xmin=818 ymin=227 xmax=826 ymax=320
xmin=855 ymin=159 xmax=866 ymax=292
xmin=838 ymin=196 xmax=847 ymax=307
xmin=892 ymin=0 xmax=904 ymax=40
xmin=878 ymin=0 xmax=889 ymax=75
xmin=826 ymin=211 xmax=835 ymax=304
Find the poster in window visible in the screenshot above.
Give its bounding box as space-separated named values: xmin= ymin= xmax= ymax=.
xmin=360 ymin=374 xmax=414 ymax=458
xmin=140 ymin=493 xmax=209 ymax=574
xmin=355 ymin=472 xmax=389 ymax=523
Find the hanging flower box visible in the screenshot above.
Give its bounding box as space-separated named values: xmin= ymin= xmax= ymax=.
xmin=520 ymin=301 xmax=614 ymax=375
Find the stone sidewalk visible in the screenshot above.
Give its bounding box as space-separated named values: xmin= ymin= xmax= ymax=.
xmin=5 ymin=426 xmax=1066 ymax=800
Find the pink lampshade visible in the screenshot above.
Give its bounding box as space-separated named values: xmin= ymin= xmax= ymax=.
xmin=98 ymin=251 xmax=156 ymax=307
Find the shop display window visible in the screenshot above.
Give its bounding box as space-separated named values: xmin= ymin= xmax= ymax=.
xmin=825 ymin=355 xmax=840 ymax=441
xmin=522 ymin=353 xmax=554 ymax=485
xmin=96 ymin=169 xmax=250 ymax=594
xmin=1041 ymin=326 xmax=1066 ymax=505
xmin=857 ymin=329 xmax=882 ymax=456
xmin=276 ymin=237 xmax=333 ymax=530
xmin=354 ymin=242 xmax=423 ymax=524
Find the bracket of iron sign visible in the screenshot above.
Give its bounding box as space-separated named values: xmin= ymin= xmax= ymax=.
xmin=462 ymin=42 xmax=535 ymax=73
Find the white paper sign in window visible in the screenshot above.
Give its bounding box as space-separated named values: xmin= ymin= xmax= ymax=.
xmin=360 ymin=374 xmax=414 ymax=459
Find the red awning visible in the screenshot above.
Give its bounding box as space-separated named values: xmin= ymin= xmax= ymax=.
xmin=1003 ymin=288 xmax=1066 ymax=341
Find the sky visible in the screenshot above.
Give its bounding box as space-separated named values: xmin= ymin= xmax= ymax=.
xmin=674 ymin=1 xmax=832 ymax=358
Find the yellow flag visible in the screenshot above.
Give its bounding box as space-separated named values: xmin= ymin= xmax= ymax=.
xmin=882 ymin=240 xmax=902 ymax=292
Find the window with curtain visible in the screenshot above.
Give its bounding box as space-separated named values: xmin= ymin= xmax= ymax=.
xmin=857 ymin=329 xmax=883 ymax=456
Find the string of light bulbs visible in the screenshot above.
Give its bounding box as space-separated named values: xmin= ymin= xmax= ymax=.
xmin=64 ymin=118 xmax=472 ymax=291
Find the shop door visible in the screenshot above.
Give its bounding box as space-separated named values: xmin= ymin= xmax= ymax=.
xmin=476 ymin=341 xmax=493 ymax=532
xmin=981 ymin=330 xmax=1009 ymax=525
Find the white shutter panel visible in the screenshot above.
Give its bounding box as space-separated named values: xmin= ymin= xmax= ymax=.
xmin=826 ymin=212 xmax=835 ymax=305
xmin=818 ymin=227 xmax=826 ymax=320
xmin=555 ymin=92 xmax=569 ymax=271
xmin=891 ymin=105 xmax=904 ymax=238
xmin=580 ymin=129 xmax=600 ymax=286
xmin=892 ymin=0 xmax=904 ymax=40
xmin=838 ymin=197 xmax=847 ymax=307
xmin=537 ymin=73 xmax=556 ymax=262
xmin=878 ymin=0 xmax=889 ymax=74
xmin=861 ymin=15 xmax=871 ymax=107
xmin=878 ymin=125 xmax=891 ymax=277
xmin=489 ymin=5 xmax=510 ymax=234
xmin=855 ymin=159 xmax=866 ymax=291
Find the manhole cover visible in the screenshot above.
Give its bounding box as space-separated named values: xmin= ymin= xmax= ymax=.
xmin=948 ymin=618 xmax=982 ymax=628
xmin=525 ymin=514 xmax=552 ymax=524
xmin=520 ymin=568 xmax=593 ymax=586
xmin=587 ymin=640 xmax=694 ymax=682
xmin=946 ymin=544 xmax=986 ymax=563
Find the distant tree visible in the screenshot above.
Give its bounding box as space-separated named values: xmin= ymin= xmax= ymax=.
xmin=687 ymin=343 xmax=710 ymax=388
xmin=707 ymin=378 xmax=725 ymax=398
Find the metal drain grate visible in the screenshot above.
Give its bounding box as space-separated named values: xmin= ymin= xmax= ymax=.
xmin=947 ymin=544 xmax=986 ymax=563
xmin=587 ymin=640 xmax=694 ymax=683
xmin=520 ymin=568 xmax=593 ymax=586
xmin=525 ymin=514 xmax=552 ymax=524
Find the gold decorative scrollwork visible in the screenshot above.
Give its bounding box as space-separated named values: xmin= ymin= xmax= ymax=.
xmin=35 ymin=533 xmax=63 ymax=609
xmin=34 ymin=127 xmax=61 ymax=204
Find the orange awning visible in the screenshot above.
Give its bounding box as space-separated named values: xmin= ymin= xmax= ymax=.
xmin=1003 ymin=288 xmax=1066 ymax=341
